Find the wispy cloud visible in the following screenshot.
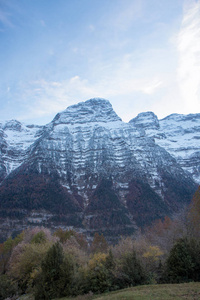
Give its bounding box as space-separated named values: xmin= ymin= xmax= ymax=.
xmin=17 ymin=65 xmax=163 ymax=123
xmin=177 ymin=0 xmax=200 ymax=112
xmin=0 ymin=0 xmax=20 ymax=29
xmin=17 ymin=77 xmax=95 ymax=122
xmin=3 ymin=0 xmax=200 ymax=124
xmin=106 ymin=0 xmax=144 ymax=31
xmin=0 ymin=10 xmax=13 ymax=28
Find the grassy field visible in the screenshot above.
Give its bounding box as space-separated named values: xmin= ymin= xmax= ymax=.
xmin=19 ymin=282 xmax=200 ymax=300
xmin=58 ymin=282 xmax=200 ymax=300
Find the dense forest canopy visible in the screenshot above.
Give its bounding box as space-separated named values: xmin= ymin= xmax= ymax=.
xmin=0 ymin=187 xmax=200 ymax=299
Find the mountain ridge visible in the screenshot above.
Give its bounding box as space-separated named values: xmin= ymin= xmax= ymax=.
xmin=0 ymin=98 xmax=198 ymax=241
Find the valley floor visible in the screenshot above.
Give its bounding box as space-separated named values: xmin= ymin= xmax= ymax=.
xmin=19 ymin=282 xmax=200 ymax=300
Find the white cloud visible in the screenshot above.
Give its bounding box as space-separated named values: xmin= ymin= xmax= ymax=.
xmin=11 ymin=0 xmax=200 ymax=124
xmin=17 ymin=66 xmax=163 ymax=123
xmin=17 ymin=77 xmax=95 ymax=122
xmin=177 ymin=0 xmax=200 ymax=112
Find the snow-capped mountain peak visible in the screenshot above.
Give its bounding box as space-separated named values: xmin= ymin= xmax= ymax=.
xmin=130 ymin=111 xmax=200 ymax=183
xmin=0 ymin=99 xmax=198 ymax=241
xmin=53 ymin=98 xmax=122 ymax=125
xmin=129 ymin=111 xmax=159 ymax=130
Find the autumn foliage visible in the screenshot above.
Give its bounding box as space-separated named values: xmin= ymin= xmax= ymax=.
xmin=0 ymin=186 xmax=199 ymax=299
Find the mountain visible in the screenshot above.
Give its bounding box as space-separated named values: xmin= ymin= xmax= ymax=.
xmin=129 ymin=112 xmax=200 ymax=183
xmin=0 ymin=99 xmax=198 ymax=241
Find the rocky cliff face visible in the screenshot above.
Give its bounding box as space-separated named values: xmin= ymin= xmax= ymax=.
xmin=130 ymin=112 xmax=200 ymax=183
xmin=0 ymin=120 xmax=43 ymax=180
xmin=0 ymin=99 xmax=198 ymax=241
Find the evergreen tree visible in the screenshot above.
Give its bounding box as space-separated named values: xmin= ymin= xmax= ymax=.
xmin=163 ymin=238 xmax=195 ymax=283
xmin=115 ymin=249 xmax=146 ymax=288
xmin=84 ymin=252 xmax=112 ymax=293
xmin=35 ymin=242 xmax=74 ymax=299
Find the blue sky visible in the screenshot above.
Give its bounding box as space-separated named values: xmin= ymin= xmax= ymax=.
xmin=0 ymin=0 xmax=200 ymax=124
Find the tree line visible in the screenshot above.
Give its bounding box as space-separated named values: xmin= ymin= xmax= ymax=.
xmin=0 ymin=186 xmax=200 ymax=299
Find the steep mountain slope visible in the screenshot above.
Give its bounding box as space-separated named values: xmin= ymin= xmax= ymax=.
xmin=130 ymin=112 xmax=200 ymax=183
xmin=0 ymin=120 xmax=43 ymax=181
xmin=0 ymin=99 xmax=197 ymax=241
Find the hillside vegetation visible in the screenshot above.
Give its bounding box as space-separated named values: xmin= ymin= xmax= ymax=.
xmin=0 ymin=187 xmax=200 ymax=299
xmin=58 ymin=283 xmax=200 ymax=300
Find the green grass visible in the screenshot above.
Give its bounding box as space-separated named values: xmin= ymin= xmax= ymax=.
xmin=18 ymin=283 xmax=200 ymax=300
xmin=57 ymin=282 xmax=200 ymax=300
